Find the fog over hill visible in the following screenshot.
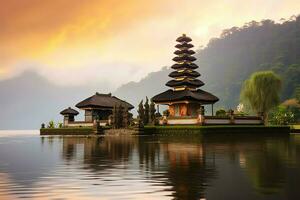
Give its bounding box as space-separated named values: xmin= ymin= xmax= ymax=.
xmin=0 ymin=71 xmax=104 ymax=129
xmin=1 ymin=15 xmax=300 ymax=129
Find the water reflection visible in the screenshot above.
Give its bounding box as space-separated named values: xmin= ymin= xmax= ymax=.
xmin=0 ymin=133 xmax=300 ymax=199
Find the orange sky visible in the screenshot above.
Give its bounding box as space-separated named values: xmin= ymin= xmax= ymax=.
xmin=0 ymin=0 xmax=300 ymax=88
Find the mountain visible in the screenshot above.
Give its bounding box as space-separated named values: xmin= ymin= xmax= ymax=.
xmin=115 ymin=15 xmax=300 ymax=110
xmin=0 ymin=71 xmax=98 ymax=129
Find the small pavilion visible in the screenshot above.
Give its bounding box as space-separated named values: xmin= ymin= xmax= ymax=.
xmin=60 ymin=107 xmax=79 ymax=126
xmin=152 ymin=34 xmax=219 ymax=117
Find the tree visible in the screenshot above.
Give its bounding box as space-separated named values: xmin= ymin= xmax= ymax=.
xmin=293 ymin=85 xmax=300 ymax=102
xmin=240 ymin=71 xmax=281 ymax=125
xmin=149 ymin=99 xmax=156 ymax=124
xmin=144 ymin=97 xmax=150 ymax=125
xmin=112 ymin=104 xmax=119 ymax=129
xmin=137 ymin=100 xmax=145 ymax=122
xmin=122 ymin=105 xmax=129 ymax=128
xmin=117 ymin=104 xmax=123 ymax=128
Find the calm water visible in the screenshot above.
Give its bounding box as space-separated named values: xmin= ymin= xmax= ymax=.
xmin=0 ymin=131 xmax=300 ymax=200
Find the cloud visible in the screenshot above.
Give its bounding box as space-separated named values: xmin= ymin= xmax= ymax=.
xmin=0 ymin=0 xmax=299 ymax=87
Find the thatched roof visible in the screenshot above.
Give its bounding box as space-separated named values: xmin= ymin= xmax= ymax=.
xmin=169 ymin=70 xmax=200 ymax=78
xmin=174 ymin=49 xmax=195 ymax=55
xmin=171 ymin=63 xmax=198 ymax=70
xmin=152 ymin=89 xmax=219 ymax=104
xmin=166 ymin=79 xmax=204 ymax=87
xmin=76 ymin=93 xmax=134 ymax=110
xmin=175 ymin=43 xmax=194 ymax=49
xmin=60 ymin=107 xmax=79 ymax=116
xmin=172 ymin=55 xmax=196 ymax=62
xmin=176 ymin=34 xmax=192 ymax=43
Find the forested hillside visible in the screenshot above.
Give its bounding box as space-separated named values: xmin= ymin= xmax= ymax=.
xmin=196 ymin=15 xmax=300 ymax=108
xmin=116 ymin=15 xmax=300 ymax=111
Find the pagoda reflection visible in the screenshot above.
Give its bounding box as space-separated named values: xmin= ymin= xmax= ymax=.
xmin=60 ymin=135 xmax=217 ymax=199
xmin=56 ymin=134 xmax=300 ymax=199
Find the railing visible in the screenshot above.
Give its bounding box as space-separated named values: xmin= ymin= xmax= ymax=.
xmin=159 ymin=115 xmax=263 ymax=125
xmin=67 ymin=120 xmax=108 ymax=127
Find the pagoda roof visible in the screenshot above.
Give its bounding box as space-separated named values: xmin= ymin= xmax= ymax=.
xmin=166 ymin=79 xmax=204 ymax=87
xmin=176 ymin=34 xmax=192 ymax=43
xmin=171 ymin=63 xmax=198 ymax=70
xmin=175 ymin=43 xmax=194 ymax=49
xmin=172 ymin=55 xmax=196 ymax=62
xmin=152 ymin=89 xmax=219 ymax=104
xmin=60 ymin=107 xmax=79 ymax=116
xmin=174 ymin=49 xmax=195 ymax=55
xmin=76 ymin=92 xmax=134 ymax=110
xmin=169 ymin=70 xmax=200 ymax=78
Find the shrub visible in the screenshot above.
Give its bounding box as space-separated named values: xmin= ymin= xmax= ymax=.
xmin=48 ymin=120 xmax=55 ymax=128
xmin=269 ymin=105 xmax=295 ymax=125
xmin=216 ymin=109 xmax=226 ymax=116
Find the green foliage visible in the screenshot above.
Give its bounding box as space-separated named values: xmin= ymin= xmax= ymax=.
xmin=240 ymin=71 xmax=281 ymax=124
xmin=48 ymin=120 xmax=55 ymax=128
xmin=149 ymin=99 xmax=156 ymax=124
xmin=293 ymin=85 xmax=300 ymax=102
xmin=111 ymin=104 xmax=132 ymax=129
xmin=112 ymin=104 xmax=123 ymax=129
xmin=235 ymin=111 xmax=248 ymax=116
xmin=281 ymin=64 xmax=300 ymax=98
xmin=216 ymin=109 xmax=226 ymax=116
xmin=144 ymin=97 xmax=150 ymax=124
xmin=288 ymin=106 xmax=300 ymax=123
xmin=196 ymin=16 xmax=300 ymax=109
xmin=269 ymin=105 xmax=295 ymax=125
xmin=58 ymin=123 xmax=63 ymax=128
xmin=137 ymin=100 xmax=145 ymax=122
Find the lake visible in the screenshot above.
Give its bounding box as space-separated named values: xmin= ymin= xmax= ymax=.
xmin=0 ymin=131 xmax=300 ymax=200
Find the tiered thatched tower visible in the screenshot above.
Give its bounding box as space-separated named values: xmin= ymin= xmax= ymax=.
xmin=152 ymin=34 xmax=219 ymax=117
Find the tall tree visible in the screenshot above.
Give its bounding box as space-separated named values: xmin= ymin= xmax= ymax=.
xmin=240 ymin=71 xmax=282 ymax=125
xmin=122 ymin=105 xmax=129 ymax=128
xmin=149 ymin=99 xmax=156 ymax=124
xmin=144 ymin=97 xmax=150 ymax=124
xmin=117 ymin=104 xmax=123 ymax=128
xmin=137 ymin=100 xmax=145 ymax=123
xmin=112 ymin=104 xmax=118 ymax=129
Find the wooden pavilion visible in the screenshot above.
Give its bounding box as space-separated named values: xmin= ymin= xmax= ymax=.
xmin=60 ymin=107 xmax=79 ymax=126
xmin=76 ymin=92 xmax=134 ymax=122
xmin=152 ymin=34 xmax=219 ymax=117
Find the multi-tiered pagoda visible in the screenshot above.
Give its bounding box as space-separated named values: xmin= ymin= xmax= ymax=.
xmin=152 ymin=34 xmax=219 ymax=117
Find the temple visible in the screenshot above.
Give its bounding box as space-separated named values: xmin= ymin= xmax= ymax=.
xmin=152 ymin=34 xmax=219 ymax=117
xmin=76 ymin=92 xmax=134 ymax=122
xmin=60 ymin=92 xmax=134 ymax=127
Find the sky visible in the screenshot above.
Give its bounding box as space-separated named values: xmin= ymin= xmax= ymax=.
xmin=0 ymin=0 xmax=300 ymax=90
